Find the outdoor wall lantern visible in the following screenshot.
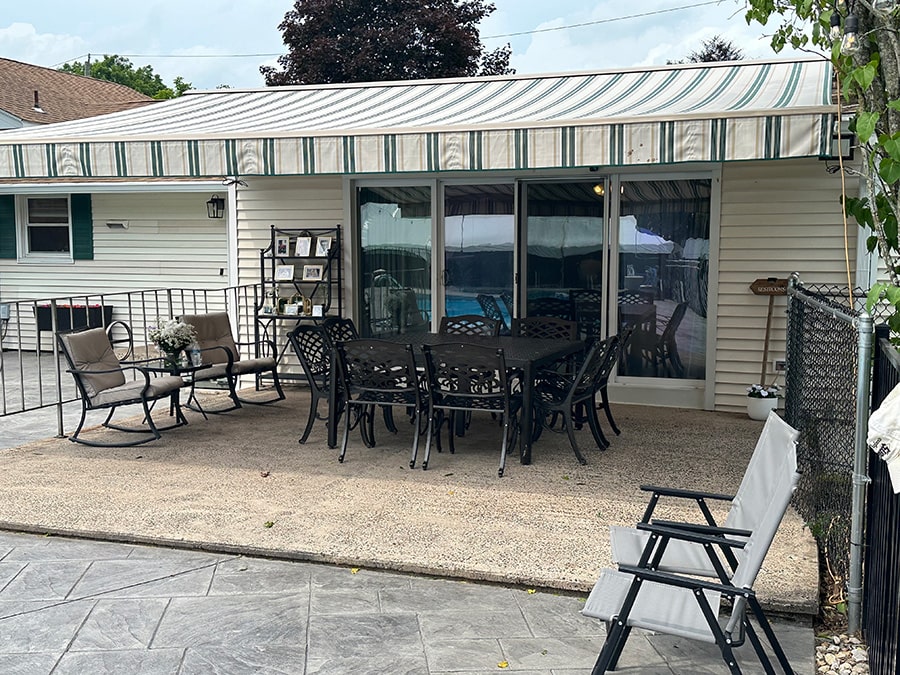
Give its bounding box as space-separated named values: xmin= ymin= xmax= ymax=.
xmin=206 ymin=194 xmax=225 ymax=219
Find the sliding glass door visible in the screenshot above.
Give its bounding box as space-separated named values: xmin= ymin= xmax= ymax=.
xmin=358 ymin=186 xmax=432 ymax=337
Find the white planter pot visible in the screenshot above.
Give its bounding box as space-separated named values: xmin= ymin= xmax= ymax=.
xmin=747 ymin=396 xmax=778 ymax=421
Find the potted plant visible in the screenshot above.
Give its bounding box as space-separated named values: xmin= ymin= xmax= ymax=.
xmin=147 ymin=318 xmax=197 ymax=367
xmin=746 ymin=383 xmax=780 ymax=421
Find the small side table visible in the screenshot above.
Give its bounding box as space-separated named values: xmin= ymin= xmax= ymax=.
xmin=125 ymin=358 xmax=213 ymax=424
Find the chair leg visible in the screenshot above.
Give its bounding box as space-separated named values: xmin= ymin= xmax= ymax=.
xmin=498 ymin=412 xmax=509 ymax=478
xmin=422 ymin=408 xmax=435 ymax=470
xmin=593 ymin=621 xmax=632 ymax=674
xmin=586 ymin=400 xmax=610 ymax=450
xmin=299 ymin=391 xmax=320 ymax=444
xmin=409 ymin=406 xmax=422 ymax=469
xmin=382 ymin=406 xmax=398 ymax=433
xmin=339 ymin=402 xmax=353 ymax=463
xmin=563 ymin=411 xmax=587 ymax=465
xmin=599 ymin=386 xmax=620 ymax=435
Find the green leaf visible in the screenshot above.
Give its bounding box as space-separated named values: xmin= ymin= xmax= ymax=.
xmin=867 ymin=284 xmax=889 ymax=311
xmin=856 ymin=112 xmax=879 ymax=143
xmin=867 ymin=235 xmax=879 ymax=252
xmin=885 ymin=284 xmax=900 ymax=306
xmin=879 ymin=157 xmax=900 ymax=185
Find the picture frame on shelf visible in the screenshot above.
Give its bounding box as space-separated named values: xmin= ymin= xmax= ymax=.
xmin=282 ymin=303 xmax=300 ymax=316
xmin=275 ymin=236 xmax=290 ymax=257
xmin=302 ymin=264 xmax=324 ymax=281
xmin=315 ymin=236 xmax=333 ymax=257
xmin=274 ymin=264 xmax=295 ymax=281
xmin=294 ymin=236 xmax=311 ymax=257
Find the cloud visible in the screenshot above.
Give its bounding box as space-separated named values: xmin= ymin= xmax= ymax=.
xmin=0 ymin=23 xmax=87 ymax=68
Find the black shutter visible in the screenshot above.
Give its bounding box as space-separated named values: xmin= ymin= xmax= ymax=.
xmin=70 ymin=193 xmax=93 ymax=260
xmin=0 ymin=194 xmax=15 ymax=259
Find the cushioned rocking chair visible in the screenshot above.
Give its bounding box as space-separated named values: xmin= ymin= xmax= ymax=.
xmin=58 ymin=327 xmax=187 ymax=446
xmin=179 ymin=312 xmax=285 ymax=413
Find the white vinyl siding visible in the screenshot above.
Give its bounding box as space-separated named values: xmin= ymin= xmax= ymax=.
xmin=715 ymin=158 xmax=858 ymax=412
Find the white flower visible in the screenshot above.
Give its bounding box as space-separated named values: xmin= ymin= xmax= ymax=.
xmin=747 ymin=383 xmax=780 ymax=399
xmin=148 ymin=318 xmax=197 ymax=353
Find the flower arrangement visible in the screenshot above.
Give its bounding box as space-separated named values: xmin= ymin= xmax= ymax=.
xmin=148 ymin=318 xmax=197 ymax=354
xmin=747 ymin=383 xmax=780 ymax=399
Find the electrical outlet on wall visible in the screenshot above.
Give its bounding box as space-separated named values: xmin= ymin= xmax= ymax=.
xmin=0 ymin=304 xmax=9 ymax=320
xmin=773 ymin=359 xmax=786 ymax=373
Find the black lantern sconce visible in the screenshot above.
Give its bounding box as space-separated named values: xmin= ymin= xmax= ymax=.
xmin=206 ymin=194 xmax=225 ymax=219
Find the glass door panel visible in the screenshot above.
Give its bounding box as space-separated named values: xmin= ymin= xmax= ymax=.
xmin=523 ymin=181 xmax=606 ymax=339
xmin=617 ymin=178 xmax=710 ymax=380
xmin=443 ymin=184 xmax=514 ymax=330
xmin=358 ymin=186 xmax=432 ymax=337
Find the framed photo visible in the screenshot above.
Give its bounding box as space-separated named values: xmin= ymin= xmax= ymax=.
xmin=315 ymin=236 xmax=333 ymax=257
xmin=302 ymin=264 xmax=324 ymax=281
xmin=274 ymin=236 xmax=290 ymax=257
xmin=274 ymin=264 xmax=295 ymax=281
xmin=282 ymin=303 xmax=300 ymax=316
xmin=294 ymin=236 xmax=311 ymax=257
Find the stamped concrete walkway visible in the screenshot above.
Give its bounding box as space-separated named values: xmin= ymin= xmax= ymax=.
xmin=0 ymin=530 xmax=811 ymax=674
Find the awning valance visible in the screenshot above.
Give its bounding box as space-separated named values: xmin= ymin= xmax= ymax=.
xmin=0 ymin=58 xmax=837 ymax=180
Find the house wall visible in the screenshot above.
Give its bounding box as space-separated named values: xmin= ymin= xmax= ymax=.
xmin=715 ymin=157 xmax=857 ymax=412
xmin=0 ymin=191 xmax=229 ymax=348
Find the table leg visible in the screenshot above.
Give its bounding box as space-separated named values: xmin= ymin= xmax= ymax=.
xmin=327 ymin=353 xmax=339 ymax=449
xmin=520 ymin=362 xmax=533 ymax=465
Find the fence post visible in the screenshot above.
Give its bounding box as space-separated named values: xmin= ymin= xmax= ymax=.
xmin=849 ymin=311 xmax=874 ymax=634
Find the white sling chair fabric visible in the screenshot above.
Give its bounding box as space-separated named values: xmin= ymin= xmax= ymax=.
xmin=609 ymin=411 xmax=800 ymax=576
xmin=582 ymin=417 xmax=799 ymax=644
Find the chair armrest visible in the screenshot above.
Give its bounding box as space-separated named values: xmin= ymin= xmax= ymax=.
xmin=639 ymin=485 xmax=735 ymax=502
xmin=635 ymin=522 xmax=748 ymax=549
xmin=649 ymin=520 xmax=752 ymax=539
xmin=616 ymin=564 xmax=753 ymax=599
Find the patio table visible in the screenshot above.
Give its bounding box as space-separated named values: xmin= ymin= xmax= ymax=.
xmin=123 ymin=357 xmax=213 ymax=424
xmin=326 ymin=333 xmax=585 ymax=465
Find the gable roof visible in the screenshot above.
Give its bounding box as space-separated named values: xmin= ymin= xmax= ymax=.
xmin=0 ymin=57 xmax=836 ymax=180
xmin=0 ymin=57 xmax=155 ymax=126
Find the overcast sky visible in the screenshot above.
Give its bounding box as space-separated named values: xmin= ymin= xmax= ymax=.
xmin=0 ymin=1 xmax=811 ymax=91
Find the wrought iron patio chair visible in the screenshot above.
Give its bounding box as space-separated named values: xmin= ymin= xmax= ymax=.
xmin=526 ymin=296 xmax=572 ymax=320
xmin=583 ymin=411 xmax=800 ymax=674
xmin=333 ymin=339 xmax=425 ymax=467
xmin=631 ymin=301 xmax=688 ymax=377
xmin=438 ymin=314 xmax=500 ymax=337
xmin=532 ymin=335 xmax=619 ymax=464
xmin=286 ymin=323 xmax=335 ymax=444
xmin=179 ymin=312 xmax=285 ymax=412
xmin=499 ymin=291 xmax=514 ymax=317
xmin=476 ymin=294 xmax=510 ymax=335
xmin=617 ymin=288 xmax=654 ymax=305
xmin=420 ymin=342 xmax=521 ymax=477
xmin=57 ymin=327 xmax=186 ymax=447
xmin=512 ymin=316 xmax=578 ymax=342
xmin=569 ymin=288 xmax=604 ymax=345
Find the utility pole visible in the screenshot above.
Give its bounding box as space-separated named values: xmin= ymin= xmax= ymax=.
xmin=84 ymin=54 xmax=90 ymax=78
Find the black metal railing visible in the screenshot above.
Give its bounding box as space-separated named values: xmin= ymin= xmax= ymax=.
xmin=865 ymin=326 xmax=900 ymax=674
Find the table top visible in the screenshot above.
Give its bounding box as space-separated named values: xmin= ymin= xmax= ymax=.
xmin=124 ymin=358 xmax=214 ymax=376
xmin=380 ymin=332 xmax=584 ymax=369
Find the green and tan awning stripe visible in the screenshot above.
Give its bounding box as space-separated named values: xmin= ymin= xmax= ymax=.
xmin=0 ymin=59 xmax=836 ymax=180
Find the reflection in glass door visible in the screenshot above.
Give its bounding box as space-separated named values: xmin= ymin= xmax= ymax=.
xmin=443 ymin=185 xmax=515 ymax=331
xmin=523 ymin=181 xmax=606 ymax=340
xmin=617 ymin=179 xmax=710 ymax=380
xmin=358 ymin=186 xmax=432 ymax=337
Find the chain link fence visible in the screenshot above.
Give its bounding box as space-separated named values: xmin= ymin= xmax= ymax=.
xmin=785 ymin=281 xmax=888 ymax=592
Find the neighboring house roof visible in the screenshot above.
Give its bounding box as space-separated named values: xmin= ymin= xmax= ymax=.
xmin=0 ymin=57 xmax=836 ymax=180
xmin=0 ymin=57 xmax=154 ymax=127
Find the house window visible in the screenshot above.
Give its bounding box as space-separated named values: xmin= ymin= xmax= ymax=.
xmin=22 ymin=197 xmax=71 ymax=255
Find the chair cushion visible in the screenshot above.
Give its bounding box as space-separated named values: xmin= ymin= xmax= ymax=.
xmin=60 ymin=328 xmax=126 ymax=399
xmin=92 ymin=375 xmax=184 ymax=407
xmin=180 ymin=312 xmax=239 ymax=365
xmin=229 ymin=356 xmax=276 ymax=375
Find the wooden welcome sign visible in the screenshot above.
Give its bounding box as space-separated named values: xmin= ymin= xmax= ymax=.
xmin=749 ymin=278 xmax=788 ymax=387
xmin=750 ymin=278 xmax=788 ymax=296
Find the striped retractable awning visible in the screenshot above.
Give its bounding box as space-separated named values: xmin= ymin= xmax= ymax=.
xmin=0 ymin=58 xmax=836 ymax=180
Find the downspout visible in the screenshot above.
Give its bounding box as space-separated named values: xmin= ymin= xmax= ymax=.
xmin=849 ymin=311 xmax=873 ymax=634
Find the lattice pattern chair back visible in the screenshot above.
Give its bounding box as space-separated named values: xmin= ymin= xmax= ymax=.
xmin=322 ymin=316 xmax=359 ymax=347
xmin=438 ymin=314 xmax=500 ymax=337
xmin=617 ymin=289 xmax=654 ymax=305
xmin=499 ymin=291 xmax=514 ymax=317
xmin=476 ymin=294 xmax=509 ymax=335
xmin=513 ymin=316 xmax=578 ymax=341
xmin=420 ymin=342 xmax=519 ymax=477
xmin=635 ymin=301 xmax=689 ymax=377
xmin=569 ymin=289 xmax=603 ymax=344
xmin=526 ymin=296 xmax=571 ymax=320
xmin=286 ymin=324 xmax=333 ymax=444
xmin=333 ymin=339 xmax=424 ymax=466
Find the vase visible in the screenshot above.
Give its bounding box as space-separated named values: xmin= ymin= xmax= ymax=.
xmin=160 ymin=348 xmax=183 ymax=369
xmin=747 ymin=396 xmax=778 ymax=421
